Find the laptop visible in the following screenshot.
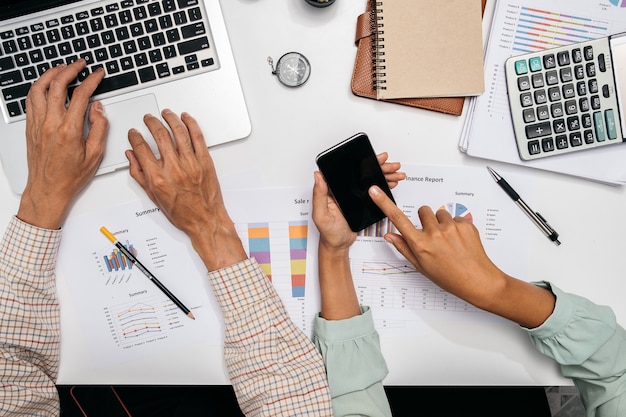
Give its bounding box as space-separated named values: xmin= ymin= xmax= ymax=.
xmin=0 ymin=0 xmax=251 ymax=194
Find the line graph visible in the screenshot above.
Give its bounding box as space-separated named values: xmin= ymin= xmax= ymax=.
xmin=360 ymin=261 xmax=418 ymax=276
xmin=116 ymin=302 xmax=161 ymax=339
xmin=352 ymin=259 xmax=477 ymax=313
xmin=105 ymin=297 xmax=184 ymax=349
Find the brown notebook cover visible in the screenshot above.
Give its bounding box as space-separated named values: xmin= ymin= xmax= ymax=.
xmin=351 ymin=0 xmax=486 ymax=116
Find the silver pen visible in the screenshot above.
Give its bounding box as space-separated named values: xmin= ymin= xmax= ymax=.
xmin=487 ymin=167 xmax=561 ymax=246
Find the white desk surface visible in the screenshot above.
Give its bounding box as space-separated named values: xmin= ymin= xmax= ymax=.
xmin=1 ymin=0 xmax=625 ymax=386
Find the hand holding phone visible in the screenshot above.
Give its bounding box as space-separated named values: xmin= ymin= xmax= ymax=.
xmin=315 ymin=133 xmax=395 ymax=232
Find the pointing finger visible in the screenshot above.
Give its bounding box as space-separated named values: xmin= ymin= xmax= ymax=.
xmin=368 ymin=185 xmax=414 ymax=235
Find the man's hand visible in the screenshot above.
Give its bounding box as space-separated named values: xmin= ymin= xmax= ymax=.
xmin=17 ymin=60 xmax=108 ymax=229
xmin=126 ymin=110 xmax=247 ymax=271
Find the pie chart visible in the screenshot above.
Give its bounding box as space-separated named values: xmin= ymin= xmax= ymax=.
xmin=440 ymin=202 xmax=473 ymax=222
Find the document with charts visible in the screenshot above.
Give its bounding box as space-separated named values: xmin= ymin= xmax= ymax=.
xmin=57 ymin=198 xmax=219 ymax=368
xmin=460 ymin=0 xmax=626 ymax=184
xmin=58 ymin=167 xmax=543 ymax=373
xmin=303 ymin=164 xmax=570 ymax=385
xmin=57 ymin=187 xmax=316 ymax=368
xmin=336 ymin=164 xmax=537 ymax=337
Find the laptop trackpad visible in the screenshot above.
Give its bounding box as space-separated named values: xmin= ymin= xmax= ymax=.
xmin=93 ymin=93 xmax=161 ymax=175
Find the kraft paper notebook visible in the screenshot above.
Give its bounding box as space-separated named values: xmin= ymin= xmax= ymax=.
xmin=378 ymin=0 xmax=484 ymax=99
xmin=351 ymin=0 xmax=486 ymax=116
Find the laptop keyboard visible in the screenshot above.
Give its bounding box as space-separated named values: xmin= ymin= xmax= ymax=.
xmin=0 ymin=0 xmax=219 ymax=122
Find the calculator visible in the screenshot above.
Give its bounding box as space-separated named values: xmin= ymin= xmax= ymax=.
xmin=505 ymin=33 xmax=626 ymax=161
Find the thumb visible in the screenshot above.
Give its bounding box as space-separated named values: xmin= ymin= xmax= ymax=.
xmin=312 ymin=171 xmax=329 ymax=218
xmin=125 ymin=149 xmax=149 ymax=194
xmin=312 ymin=171 xmax=329 ymax=198
xmin=85 ymin=101 xmax=108 ymax=160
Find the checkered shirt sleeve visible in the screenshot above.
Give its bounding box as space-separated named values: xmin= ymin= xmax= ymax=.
xmin=0 ymin=216 xmax=62 ymax=416
xmin=208 ymin=258 xmax=334 ymax=416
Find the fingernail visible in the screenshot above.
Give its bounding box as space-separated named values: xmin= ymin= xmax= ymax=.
xmin=92 ymin=101 xmax=105 ymax=113
xmin=369 ymin=185 xmax=380 ymax=196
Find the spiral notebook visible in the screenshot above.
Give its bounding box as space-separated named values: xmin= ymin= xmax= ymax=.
xmin=372 ymin=0 xmax=484 ymax=100
xmin=351 ymin=0 xmax=486 ymax=116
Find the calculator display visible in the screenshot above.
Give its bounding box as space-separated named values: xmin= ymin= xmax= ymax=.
xmin=610 ymin=34 xmax=626 ymax=136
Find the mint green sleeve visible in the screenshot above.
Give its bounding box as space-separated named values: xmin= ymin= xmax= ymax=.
xmin=526 ymin=282 xmax=626 ymax=417
xmin=313 ymin=306 xmax=392 ymax=417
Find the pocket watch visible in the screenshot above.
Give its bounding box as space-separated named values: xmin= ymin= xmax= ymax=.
xmin=267 ymin=52 xmax=311 ymax=88
xmin=305 ymin=0 xmax=336 ymax=7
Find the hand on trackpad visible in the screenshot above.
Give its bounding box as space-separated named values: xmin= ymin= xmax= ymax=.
xmin=89 ymin=94 xmax=161 ymax=175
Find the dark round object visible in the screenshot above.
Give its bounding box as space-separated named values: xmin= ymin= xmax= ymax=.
xmin=305 ymin=0 xmax=336 ymax=8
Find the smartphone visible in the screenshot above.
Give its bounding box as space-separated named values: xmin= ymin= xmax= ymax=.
xmin=69 ymin=386 xmax=132 ymax=417
xmin=315 ymin=132 xmax=395 ymax=232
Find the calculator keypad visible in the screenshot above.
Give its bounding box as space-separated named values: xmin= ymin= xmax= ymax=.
xmin=505 ymin=37 xmax=623 ymax=160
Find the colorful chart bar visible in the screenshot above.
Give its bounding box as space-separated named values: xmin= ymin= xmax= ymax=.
xmin=248 ymin=223 xmax=272 ymax=281
xmin=289 ymin=220 xmax=307 ymax=298
xmin=512 ymin=7 xmax=608 ymax=54
xmin=357 ymin=217 xmax=396 ymax=238
xmin=103 ymin=241 xmax=136 ymax=272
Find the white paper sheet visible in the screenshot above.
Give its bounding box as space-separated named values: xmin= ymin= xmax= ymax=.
xmin=336 ymin=164 xmax=536 ymax=337
xmin=58 ymin=165 xmax=547 ymax=376
xmin=58 ymin=187 xmax=317 ymax=368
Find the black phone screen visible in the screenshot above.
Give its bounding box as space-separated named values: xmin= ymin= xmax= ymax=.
xmin=69 ymin=386 xmax=132 ymax=417
xmin=315 ymin=133 xmax=395 ymax=232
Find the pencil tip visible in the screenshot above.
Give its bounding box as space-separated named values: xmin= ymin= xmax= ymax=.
xmin=188 ymin=312 xmax=196 ymax=320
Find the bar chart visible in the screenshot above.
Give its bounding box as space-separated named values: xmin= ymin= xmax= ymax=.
xmin=511 ymin=6 xmax=609 ymax=54
xmin=237 ymin=219 xmax=311 ymax=331
xmin=102 ymin=240 xmax=136 ymax=272
xmin=242 ymin=220 xmax=309 ymax=299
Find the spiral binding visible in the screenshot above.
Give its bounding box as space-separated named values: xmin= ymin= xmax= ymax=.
xmin=371 ymin=0 xmax=386 ymax=90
